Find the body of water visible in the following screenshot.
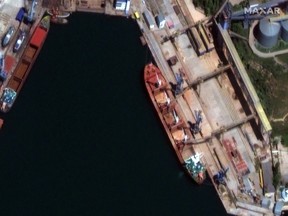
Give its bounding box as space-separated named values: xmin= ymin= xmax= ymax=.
xmin=0 ymin=13 xmax=227 ymax=216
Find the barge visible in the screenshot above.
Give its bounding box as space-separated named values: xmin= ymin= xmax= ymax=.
xmin=0 ymin=16 xmax=50 ymax=112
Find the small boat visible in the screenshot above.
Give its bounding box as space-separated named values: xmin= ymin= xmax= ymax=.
xmin=13 ymin=30 xmax=26 ymax=53
xmin=47 ymin=8 xmax=70 ymax=18
xmin=144 ymin=63 xmax=206 ymax=184
xmin=51 ymin=17 xmax=68 ymax=24
xmin=2 ymin=26 xmax=15 ymax=47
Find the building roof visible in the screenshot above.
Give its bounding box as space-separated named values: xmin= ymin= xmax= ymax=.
xmin=115 ymin=0 xmax=126 ymax=3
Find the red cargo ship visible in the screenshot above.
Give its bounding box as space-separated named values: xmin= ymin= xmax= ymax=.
xmin=144 ymin=63 xmax=206 ymax=184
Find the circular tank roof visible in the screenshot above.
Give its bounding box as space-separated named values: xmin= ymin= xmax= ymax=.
xmin=259 ymin=18 xmax=281 ymax=37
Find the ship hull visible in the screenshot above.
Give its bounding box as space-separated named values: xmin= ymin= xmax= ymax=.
xmin=144 ymin=63 xmax=206 ymax=184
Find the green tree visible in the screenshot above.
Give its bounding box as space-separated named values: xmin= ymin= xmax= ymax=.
xmin=272 ymin=162 xmax=281 ymax=188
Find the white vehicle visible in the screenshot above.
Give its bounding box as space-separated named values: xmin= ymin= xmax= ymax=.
xmin=2 ymin=26 xmax=15 ymax=47
xmin=13 ymin=30 xmax=26 ymax=53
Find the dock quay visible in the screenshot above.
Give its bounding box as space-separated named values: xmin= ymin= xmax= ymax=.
xmin=129 ymin=0 xmax=278 ymax=215
xmin=0 ymin=0 xmax=285 ymax=215
xmin=43 ymin=0 xmax=128 ymax=16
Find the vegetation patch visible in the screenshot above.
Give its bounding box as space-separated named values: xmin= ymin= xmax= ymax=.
xmin=230 ymin=22 xmax=249 ymax=38
xmin=230 ymin=21 xmax=288 ymax=145
xmin=277 ymin=53 xmax=288 ymax=61
xmin=193 ymin=0 xmax=222 ymax=16
xmin=256 ymin=40 xmax=288 ymax=53
xmin=272 ymin=161 xmax=281 ymax=188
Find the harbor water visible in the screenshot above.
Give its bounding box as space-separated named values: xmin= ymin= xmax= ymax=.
xmin=0 ymin=13 xmax=227 ymax=215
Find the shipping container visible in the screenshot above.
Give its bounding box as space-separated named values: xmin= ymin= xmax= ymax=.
xmin=143 ymin=10 xmax=155 ymax=30
xmin=134 ymin=11 xmax=140 ymax=19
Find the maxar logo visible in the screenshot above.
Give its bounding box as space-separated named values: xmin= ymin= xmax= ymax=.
xmin=244 ymin=7 xmax=281 ymax=15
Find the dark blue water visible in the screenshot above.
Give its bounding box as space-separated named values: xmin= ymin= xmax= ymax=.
xmin=0 ymin=13 xmax=227 ymax=216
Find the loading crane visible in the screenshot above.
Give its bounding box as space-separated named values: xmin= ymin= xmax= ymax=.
xmin=174 ymin=73 xmax=184 ymax=95
xmin=175 ymin=64 xmax=231 ymax=97
xmin=185 ymin=113 xmax=255 ymax=145
xmin=161 ymin=21 xmax=200 ymax=44
xmin=26 ymin=0 xmax=37 ymax=23
xmin=232 ymin=0 xmax=287 ymax=17
xmin=188 ymin=109 xmax=203 ymax=135
xmin=213 ymin=167 xmax=229 ymax=185
xmin=218 ymin=0 xmax=287 ymax=29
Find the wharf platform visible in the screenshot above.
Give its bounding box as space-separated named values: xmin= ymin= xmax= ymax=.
xmin=53 ymin=0 xmax=132 ymax=16
xmin=132 ymin=0 xmax=275 ymax=215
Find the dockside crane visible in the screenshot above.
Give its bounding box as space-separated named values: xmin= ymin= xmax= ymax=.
xmin=185 ymin=113 xmax=255 ymax=145
xmin=161 ymin=21 xmax=199 ymax=44
xmin=213 ymin=167 xmax=229 ymax=185
xmin=176 ymin=64 xmax=231 ymax=97
xmin=217 ymin=0 xmax=288 ymax=30
xmin=26 ymin=0 xmax=37 ymax=23
xmin=174 ymin=73 xmax=184 ymax=95
xmin=188 ymin=109 xmax=203 ymax=135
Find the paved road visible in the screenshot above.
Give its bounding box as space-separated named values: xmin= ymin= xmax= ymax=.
xmin=141 ymin=17 xmax=176 ymax=82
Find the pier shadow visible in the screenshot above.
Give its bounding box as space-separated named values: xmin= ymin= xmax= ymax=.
xmin=169 ymin=82 xmax=177 ymax=96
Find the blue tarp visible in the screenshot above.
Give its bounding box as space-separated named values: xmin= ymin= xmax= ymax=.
xmin=0 ymin=71 xmax=7 ymax=81
xmin=16 ymin=7 xmax=25 ymax=22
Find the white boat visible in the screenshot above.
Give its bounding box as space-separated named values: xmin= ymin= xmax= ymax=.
xmin=2 ymin=26 xmax=15 ymax=47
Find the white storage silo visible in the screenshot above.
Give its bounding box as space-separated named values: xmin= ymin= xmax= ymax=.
xmin=281 ymin=20 xmax=288 ymax=42
xmin=256 ymin=18 xmax=281 ymax=48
